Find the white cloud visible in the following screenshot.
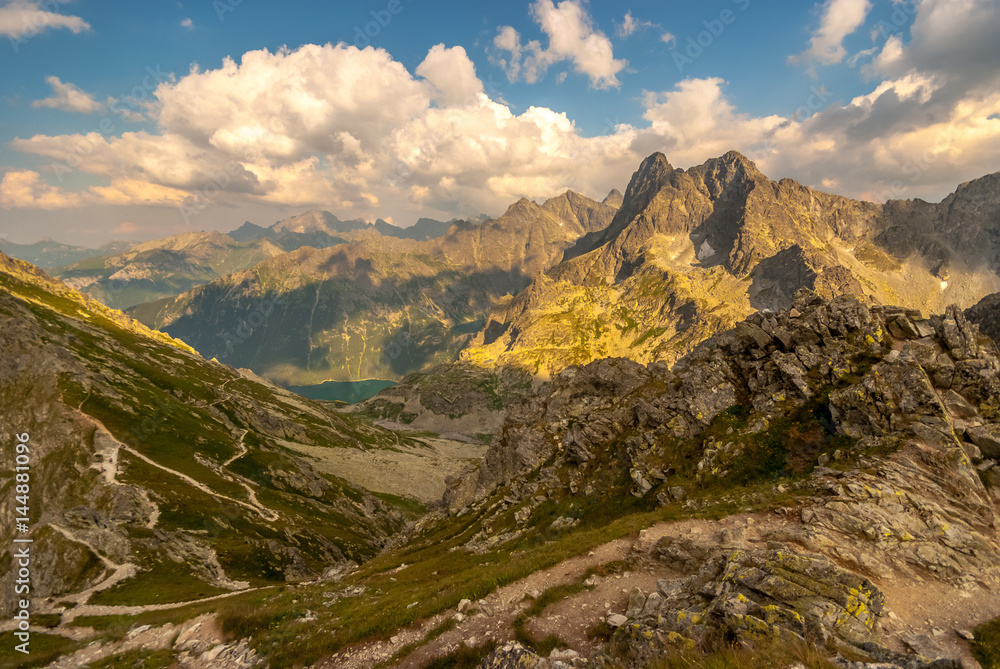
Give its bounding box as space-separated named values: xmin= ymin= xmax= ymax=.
xmin=0 ymin=0 xmax=89 ymax=39
xmin=7 ymin=20 xmax=1000 ymax=223
xmin=9 ymin=43 xmax=635 ymax=217
xmin=660 ymin=32 xmax=676 ymax=47
xmin=617 ymin=11 xmax=653 ymax=38
xmin=31 ymin=76 xmax=101 ymax=113
xmin=494 ymin=0 xmax=626 ymax=89
xmin=865 ymin=0 xmax=1000 ymax=89
xmin=0 ymin=170 xmax=83 ymax=209
xmin=416 ymin=44 xmax=483 ymax=106
xmin=0 ymin=170 xmax=188 ymax=209
xmin=640 ymin=78 xmax=786 ymax=166
xmin=180 ymin=17 xmax=192 ymax=29
xmin=791 ymin=0 xmax=872 ymax=65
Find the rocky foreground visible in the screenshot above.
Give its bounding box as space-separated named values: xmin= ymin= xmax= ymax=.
xmin=441 ymin=290 xmax=1000 ymax=668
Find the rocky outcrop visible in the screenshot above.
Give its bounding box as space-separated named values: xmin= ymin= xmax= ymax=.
xmin=596 ymin=547 xmax=961 ymax=669
xmin=355 ymin=362 xmax=536 ymax=437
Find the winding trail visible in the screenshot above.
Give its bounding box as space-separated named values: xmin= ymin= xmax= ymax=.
xmin=120 ymin=443 xmax=277 ymax=521
xmin=222 ymin=429 xmax=249 ymax=466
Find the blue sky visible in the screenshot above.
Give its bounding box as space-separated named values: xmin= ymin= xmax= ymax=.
xmin=1 ymin=0 xmax=999 ymax=245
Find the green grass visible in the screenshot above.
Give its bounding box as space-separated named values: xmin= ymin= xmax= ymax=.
xmin=71 ymin=594 xmax=263 ymax=642
xmin=974 ymin=616 xmax=1000 ymax=669
xmin=87 ymin=551 xmax=230 ymax=606
xmin=0 ymin=632 xmax=81 ymax=668
xmin=376 ymin=618 xmax=459 ymax=668
xmin=32 ymin=614 xmax=62 ymax=628
xmin=631 ymin=326 xmax=668 ymax=348
xmin=512 ymin=581 xmax=583 ymax=654
xmin=215 ymin=498 xmax=679 ymax=667
xmin=422 ymin=640 xmax=499 ymax=668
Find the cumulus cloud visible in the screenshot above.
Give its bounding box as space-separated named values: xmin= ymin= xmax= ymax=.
xmin=0 ymin=170 xmax=84 ymax=209
xmin=0 ymin=0 xmax=89 ymax=39
xmin=32 ymin=76 xmax=101 ymax=113
xmin=641 ymin=78 xmax=786 ymax=164
xmin=494 ymin=0 xmax=626 ymax=89
xmin=9 ymin=43 xmax=635 ymax=217
xmin=791 ymin=0 xmax=872 ymax=65
xmin=6 ymin=11 xmax=1000 ymax=224
xmin=864 ymin=0 xmax=1000 ymax=101
xmin=180 ymin=18 xmax=192 ymax=29
xmin=416 ymin=44 xmax=484 ymax=106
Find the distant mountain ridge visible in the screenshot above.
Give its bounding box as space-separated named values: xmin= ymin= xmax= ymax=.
xmin=233 ymin=210 xmax=473 ymax=244
xmin=51 ymin=230 xmax=308 ymax=310
xmin=130 ymin=189 xmax=622 ymax=386
xmin=0 ymin=238 xmax=135 ymax=269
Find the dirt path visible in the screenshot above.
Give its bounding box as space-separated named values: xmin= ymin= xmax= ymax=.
xmin=316 ymin=519 xmax=727 ymax=669
xmin=222 ymin=429 xmax=249 ymax=466
xmin=122 ymin=442 xmax=277 ymax=521
xmin=878 ymin=571 xmax=1000 ymax=667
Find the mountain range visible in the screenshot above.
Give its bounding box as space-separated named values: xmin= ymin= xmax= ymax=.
xmin=3 ymin=247 xmax=1000 ymax=668
xmin=56 ymin=150 xmax=985 ymax=406
xmin=0 ymin=212 xmax=470 ymax=313
xmin=461 ymin=151 xmax=1000 ymax=378
xmin=129 ymin=190 xmax=622 ymax=387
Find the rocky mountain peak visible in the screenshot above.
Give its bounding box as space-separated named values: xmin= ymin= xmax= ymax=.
xmin=503 ymin=196 xmax=542 ymax=218
xmin=602 ymin=188 xmax=624 ymax=208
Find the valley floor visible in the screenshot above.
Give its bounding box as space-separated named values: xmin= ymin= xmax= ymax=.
xmin=289 ymin=436 xmax=487 ymax=504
